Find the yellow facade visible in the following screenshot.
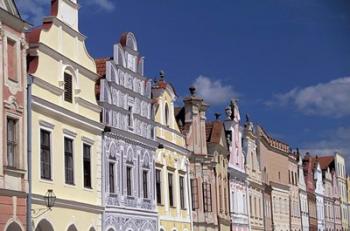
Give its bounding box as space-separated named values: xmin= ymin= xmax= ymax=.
xmin=27 ymin=0 xmax=103 ymax=230
xmin=152 ymin=76 xmax=192 ymax=231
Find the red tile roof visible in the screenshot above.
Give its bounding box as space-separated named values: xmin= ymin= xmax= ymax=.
xmin=318 ymin=156 xmax=334 ymax=170
xmin=206 ymin=121 xmax=224 ymax=144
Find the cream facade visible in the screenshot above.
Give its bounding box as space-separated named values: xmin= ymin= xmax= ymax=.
xmin=152 ymin=74 xmax=192 ymax=231
xmin=26 ymin=0 xmax=104 ymax=230
xmin=243 ymin=119 xmax=264 ymax=231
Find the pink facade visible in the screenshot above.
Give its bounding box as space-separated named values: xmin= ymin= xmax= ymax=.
xmin=224 ymin=100 xmax=249 ymax=231
xmin=176 ymin=87 xmax=219 ymax=230
xmin=0 ymin=1 xmax=28 ymax=230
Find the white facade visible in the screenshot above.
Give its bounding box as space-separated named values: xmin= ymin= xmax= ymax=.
xmin=298 ymin=154 xmax=309 ymax=231
xmin=99 ymin=32 xmax=158 ymax=231
xmin=314 ymin=161 xmax=325 ymax=231
xmin=335 ymin=153 xmax=349 ymax=230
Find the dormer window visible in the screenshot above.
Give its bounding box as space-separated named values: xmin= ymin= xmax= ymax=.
xmin=64 ymin=72 xmax=73 ymax=103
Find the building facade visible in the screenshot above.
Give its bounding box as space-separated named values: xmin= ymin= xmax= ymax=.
xmin=152 ymin=73 xmax=192 ymax=231
xmin=26 ymin=0 xmax=104 ymax=230
xmin=303 ymin=154 xmax=318 ymax=231
xmin=97 ymin=32 xmax=158 ymax=231
xmin=298 ymin=153 xmax=309 ymax=231
xmin=206 ymin=119 xmax=231 ymax=231
xmin=224 ymin=100 xmax=249 ymax=231
xmin=243 ymin=119 xmax=264 ymax=231
xmin=288 ymin=153 xmax=302 ymax=231
xmin=0 ymin=1 xmax=28 ymax=230
xmin=333 ymin=171 xmax=342 ymax=230
xmin=314 ymin=159 xmax=325 ymax=231
xmin=334 ymin=153 xmax=348 ymax=230
xmin=256 ymin=126 xmax=290 ymax=231
xmin=176 ymin=87 xmax=219 ymax=231
xmin=323 ymin=167 xmax=335 ymax=231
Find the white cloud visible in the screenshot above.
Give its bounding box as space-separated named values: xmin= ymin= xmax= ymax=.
xmin=300 ymin=126 xmax=350 ymax=171
xmin=270 ymin=77 xmax=350 ymax=117
xmin=86 ymin=0 xmax=115 ymax=12
xmin=192 ymin=75 xmax=238 ymax=106
xmin=16 ymin=0 xmax=115 ymax=26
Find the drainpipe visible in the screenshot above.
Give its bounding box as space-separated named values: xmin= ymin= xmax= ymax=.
xmin=27 ymin=75 xmax=33 ymax=231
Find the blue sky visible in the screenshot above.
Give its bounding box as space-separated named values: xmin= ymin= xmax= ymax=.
xmin=17 ymin=0 xmax=350 ymax=168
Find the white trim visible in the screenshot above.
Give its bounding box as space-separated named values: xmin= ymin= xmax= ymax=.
xmin=32 ymin=76 xmax=64 ymax=96
xmin=39 ymin=120 xmax=55 ymax=129
xmin=38 ymin=126 xmax=54 ymax=182
xmin=75 ymin=96 xmax=102 ymax=113
xmin=82 ymin=136 xmax=95 ymax=145
xmin=63 ymin=134 xmax=75 ymax=186
xmin=63 ymin=128 xmax=77 ymax=138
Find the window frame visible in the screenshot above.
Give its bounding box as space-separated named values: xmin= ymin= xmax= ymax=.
xmin=64 ymin=136 xmax=75 ymax=185
xmin=64 ymin=72 xmax=73 ymax=103
xmin=126 ymin=165 xmax=133 ymax=196
xmin=83 ymin=143 xmax=92 ymax=189
xmin=191 ymin=178 xmax=199 ymax=210
xmin=179 ymin=175 xmax=185 ymax=210
xmin=40 ymin=129 xmax=52 ymax=180
xmin=168 ymin=172 xmax=174 ymax=207
xmin=142 ymin=169 xmax=148 ymax=199
xmin=156 ymin=169 xmax=162 ymax=204
xmin=6 ymin=117 xmax=18 ymax=168
xmin=109 ymin=162 xmax=115 ymax=194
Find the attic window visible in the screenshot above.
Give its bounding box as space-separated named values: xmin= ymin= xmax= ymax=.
xmin=64 ymin=73 xmax=73 ymax=103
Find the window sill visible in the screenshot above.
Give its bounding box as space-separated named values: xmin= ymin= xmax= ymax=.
xmin=4 ymin=166 xmax=26 ymax=175
xmin=64 ymin=183 xmax=76 ymax=188
xmin=39 ymin=178 xmax=54 ymax=185
xmin=83 ymin=186 xmax=93 ymax=192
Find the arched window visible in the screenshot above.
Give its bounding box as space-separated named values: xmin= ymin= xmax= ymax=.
xmin=6 ymin=222 xmax=22 ymax=231
xmin=165 ymin=103 xmax=169 ymax=126
xmin=64 ymin=72 xmax=73 ymax=103
xmin=35 ymin=219 xmax=54 ymax=231
xmin=67 ymin=225 xmax=78 ymax=231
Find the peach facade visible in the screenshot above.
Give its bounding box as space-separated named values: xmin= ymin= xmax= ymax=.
xmin=289 ymin=153 xmax=302 ymax=231
xmin=0 ymin=1 xmax=28 ymax=230
xmin=256 ymin=126 xmax=290 ymax=231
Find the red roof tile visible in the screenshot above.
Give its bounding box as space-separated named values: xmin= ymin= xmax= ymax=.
xmin=318 ymin=156 xmax=334 ymax=170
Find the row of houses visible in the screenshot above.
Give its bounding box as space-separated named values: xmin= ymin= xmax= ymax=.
xmin=0 ymin=0 xmax=349 ymax=231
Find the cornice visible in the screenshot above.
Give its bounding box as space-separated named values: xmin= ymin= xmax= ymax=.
xmin=156 ymin=137 xmax=190 ymax=156
xmin=75 ymin=96 xmax=102 ymax=113
xmin=43 ymin=16 xmax=85 ymax=41
xmin=32 ymin=75 xmax=64 ymax=95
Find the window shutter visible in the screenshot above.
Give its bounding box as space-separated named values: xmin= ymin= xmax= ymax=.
xmin=64 ymin=73 xmax=73 ymax=102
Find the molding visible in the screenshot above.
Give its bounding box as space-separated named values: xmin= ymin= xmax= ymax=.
xmin=32 ymin=76 xmax=64 ymax=96
xmin=32 ymin=193 xmax=103 ymax=214
xmin=156 ymin=137 xmax=190 ymax=156
xmin=82 ymin=136 xmax=95 ymax=145
xmin=155 ymin=122 xmax=185 ymax=138
xmin=109 ymin=81 xmax=152 ymax=103
xmin=75 ymin=96 xmax=102 ymax=113
xmin=39 ymin=120 xmax=55 ymax=129
xmin=32 ymin=95 xmax=104 ymax=134
xmin=63 ymin=128 xmax=77 ymax=138
xmin=43 ymin=16 xmax=85 ymax=41
xmin=0 ymin=188 xmax=27 ymax=197
xmin=29 ymin=43 xmax=100 ymax=81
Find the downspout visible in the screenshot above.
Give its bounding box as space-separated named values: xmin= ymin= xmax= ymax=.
xmin=101 ymin=131 xmax=105 ymax=231
xmin=186 ymin=159 xmax=193 ymax=231
xmin=27 ymin=75 xmax=33 ymax=231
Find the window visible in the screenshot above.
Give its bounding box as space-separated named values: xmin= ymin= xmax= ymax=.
xmin=191 ymin=179 xmax=199 ymax=210
xmin=127 ymin=106 xmax=133 ymax=127
xmin=7 ymin=118 xmax=17 ymax=167
xmin=179 ymin=176 xmax=185 ymax=209
xmin=83 ymin=144 xmax=91 ymax=188
xmin=249 ymin=195 xmax=253 ymax=216
xmin=203 ymin=182 xmax=212 ymax=212
xmin=156 ymin=169 xmax=161 ymax=204
xmin=224 ymin=188 xmax=227 ymax=213
xmin=7 ymin=38 xmax=17 ymax=81
xmin=40 ymin=129 xmax=51 ymax=180
xmin=109 ymin=162 xmax=115 ymax=193
xmin=126 ymin=166 xmax=132 ymax=196
xmin=165 ymin=104 xmax=169 ymax=126
xmin=168 ymin=173 xmax=174 ymax=207
xmin=64 ymin=137 xmax=74 ymax=184
xmin=64 ymin=73 xmax=73 ymax=103
xmin=143 ymin=170 xmax=148 ymax=199
xmin=219 ymin=185 xmax=222 ymax=212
